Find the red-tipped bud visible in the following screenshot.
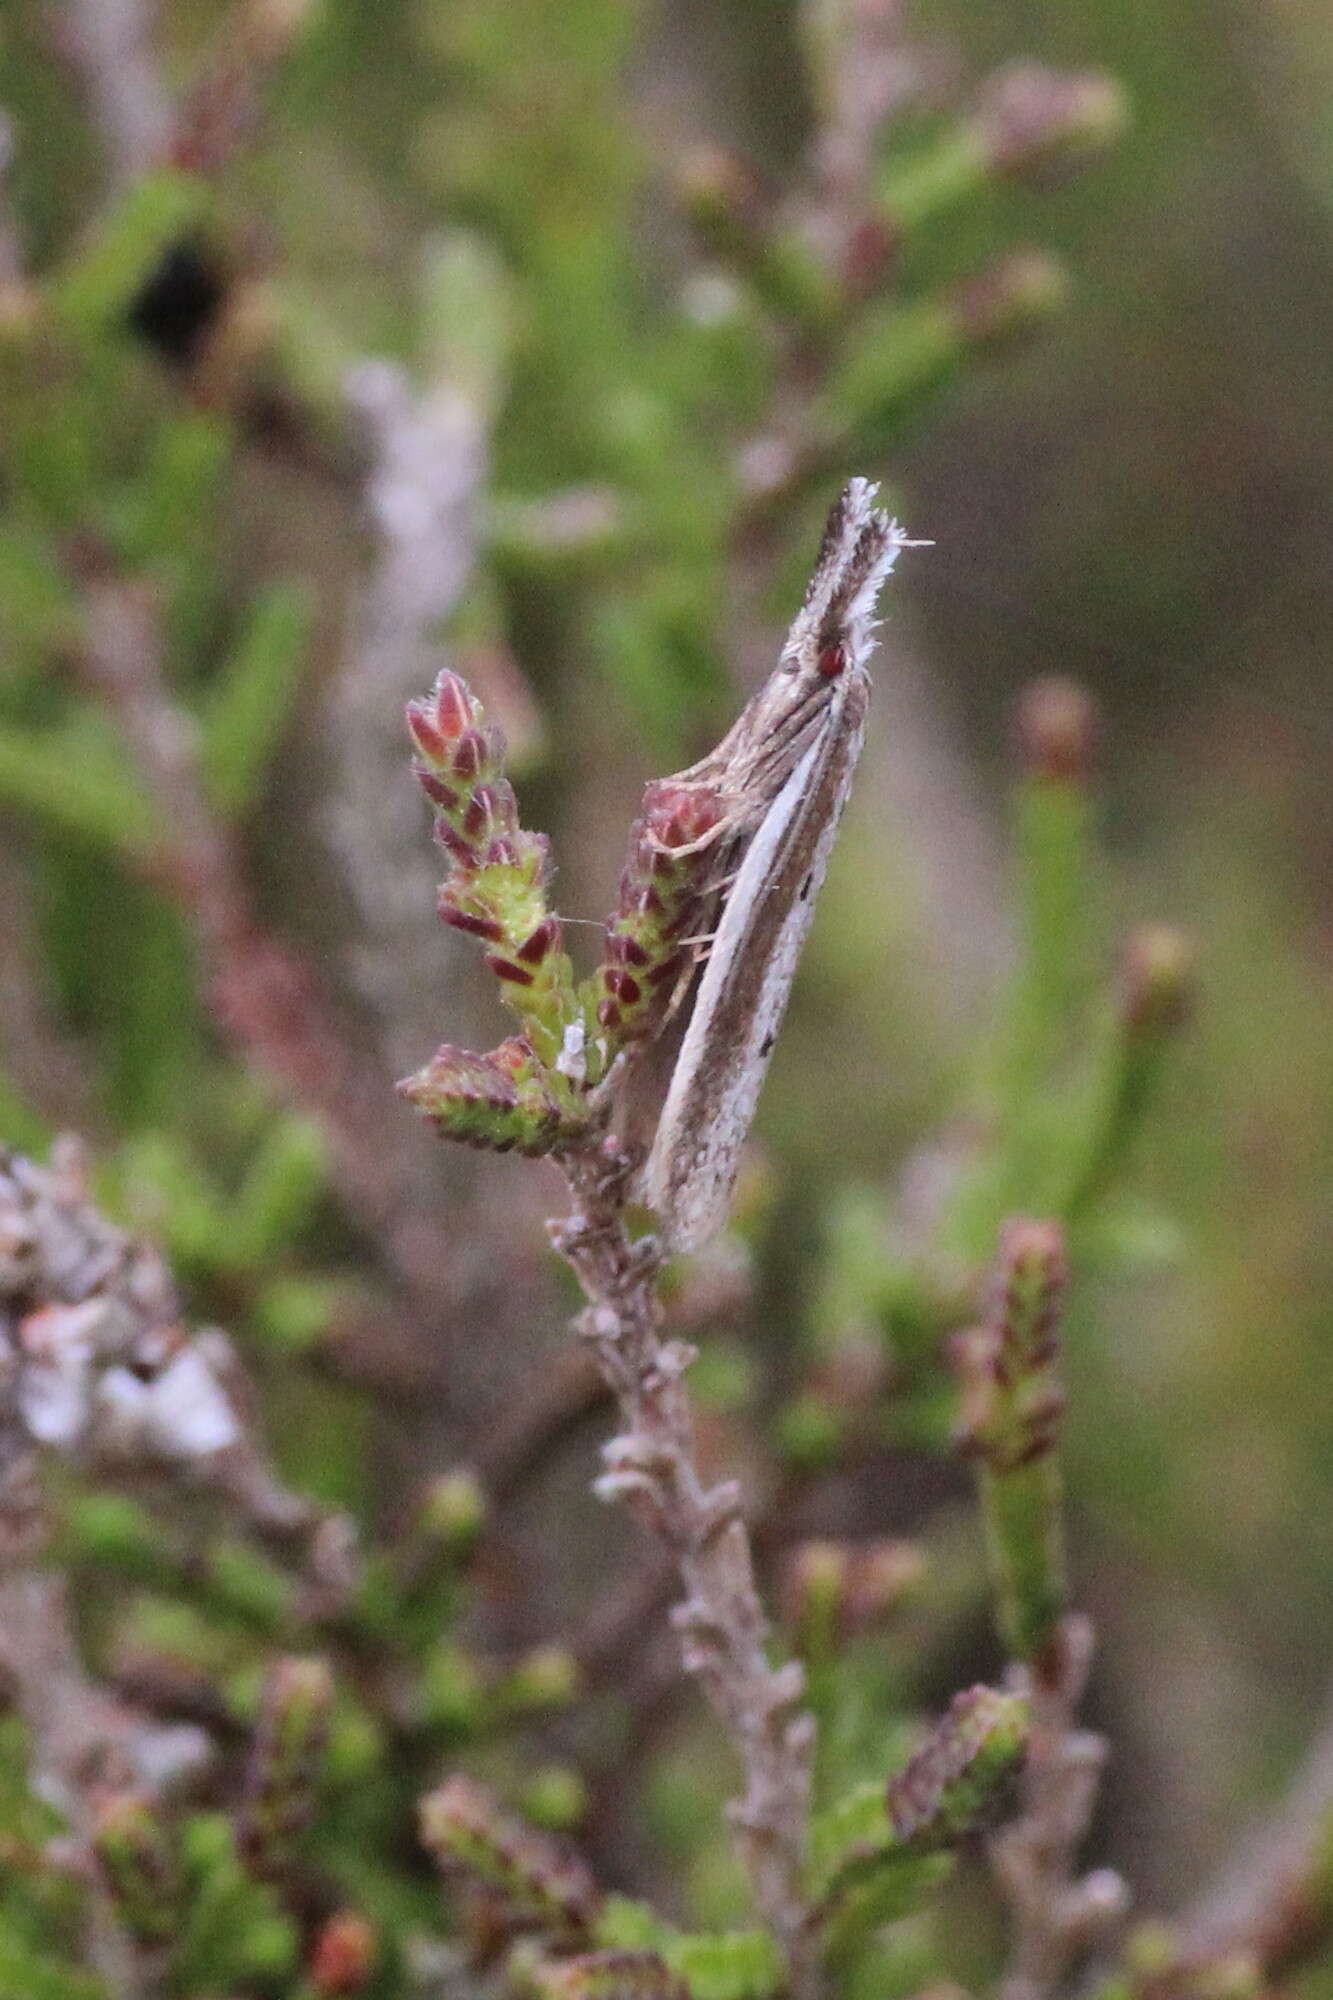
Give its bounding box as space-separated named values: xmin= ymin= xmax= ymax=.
xmin=606 ymin=933 xmax=650 ymax=969
xmin=643 ymin=781 xmax=726 ymax=853
xmin=602 ymin=967 xmax=642 ymax=1005
xmin=431 ymin=670 xmax=478 ymax=741
xmin=308 ymin=1911 xmax=377 ymax=1994
xmin=462 ymin=787 xmax=498 ymax=844
xmin=405 ymin=675 xmax=578 ymax=1069
xmin=992 ymin=1218 xmax=1066 ymax=1369
xmin=1017 ymin=676 xmax=1098 ymax=783
xmin=1119 ymin=924 xmax=1194 ymax=1034
xmin=977 ymin=65 xmax=1128 ymax=181
xmin=452 ymin=730 xmax=489 ymax=783
xmin=236 ymin=1655 xmax=334 ymax=1879
xmin=406 ymin=701 xmax=449 ymax=763
xmin=953 ymin=1221 xmax=1069 ymax=1658
xmin=399 ymin=1040 xmax=567 ymax=1155
xmin=677 ymin=145 xmax=767 ymax=237
xmin=517 ymin=916 xmax=562 ymax=965
xmin=416 ymin=767 xmax=461 ymax=813
xmin=439 ymin=899 xmax=505 ymax=943
xmin=953 ymin=251 xmax=1069 ymax=346
xmin=408 ymin=673 xmax=480 ymax=767
xmin=485 ymin=954 xmax=536 ymax=988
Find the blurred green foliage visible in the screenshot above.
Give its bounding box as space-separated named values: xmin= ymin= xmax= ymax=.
xmin=0 ymin=0 xmax=1329 ymax=1996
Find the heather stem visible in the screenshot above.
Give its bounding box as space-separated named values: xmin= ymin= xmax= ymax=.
xmin=989 ymin=1622 xmax=1128 ymax=2000
xmin=550 ymin=1145 xmax=818 ymax=2000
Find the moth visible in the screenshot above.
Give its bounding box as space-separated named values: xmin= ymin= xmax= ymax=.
xmin=640 ymin=477 xmax=920 ymax=1251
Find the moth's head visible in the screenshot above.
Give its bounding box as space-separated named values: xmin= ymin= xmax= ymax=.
xmin=783 ymin=477 xmax=922 ymax=681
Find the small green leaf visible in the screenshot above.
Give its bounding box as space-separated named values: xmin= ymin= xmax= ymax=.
xmin=0 ymin=1072 xmax=51 ymax=1155
xmin=419 ymin=229 xmax=515 ymax=416
xmin=200 ymin=582 xmax=315 ymax=818
xmin=252 ymin=1274 xmax=342 ymax=1356
xmin=55 ymin=171 xmax=210 ymax=337
xmin=419 ymin=1776 xmax=599 ymax=1942
xmin=594 ymin=1901 xmax=784 ymax=2000
xmin=0 ymin=528 xmax=79 ymax=665
xmin=806 ymin=1778 xmax=955 ymax=1951
xmin=113 ymin=410 xmax=233 ymax=568
xmin=0 ymin=712 xmax=163 ymax=857
xmin=229 ymin=1113 xmax=327 ymax=1263
xmin=808 ymin=1781 xmax=896 ymax=1895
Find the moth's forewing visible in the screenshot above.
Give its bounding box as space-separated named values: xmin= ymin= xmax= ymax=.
xmin=643 ymin=669 xmax=869 ymax=1250
xmin=634 ymin=477 xmax=916 ymax=1250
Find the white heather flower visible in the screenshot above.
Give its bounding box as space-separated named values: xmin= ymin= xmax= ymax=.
xmin=96 ymin=1344 xmax=241 ymax=1462
xmin=17 ymin=1300 xmax=106 ymax=1446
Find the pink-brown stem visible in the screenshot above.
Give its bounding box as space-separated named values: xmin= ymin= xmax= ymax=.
xmin=551 ymin=1142 xmax=818 ymax=1999
xmin=989 ymin=1616 xmax=1127 ymax=2000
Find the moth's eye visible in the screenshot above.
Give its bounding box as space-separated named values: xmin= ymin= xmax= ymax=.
xmin=817 ymin=642 xmax=846 ymax=679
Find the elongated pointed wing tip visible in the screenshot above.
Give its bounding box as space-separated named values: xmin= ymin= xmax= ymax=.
xmin=803 ymin=480 xmax=925 ymax=672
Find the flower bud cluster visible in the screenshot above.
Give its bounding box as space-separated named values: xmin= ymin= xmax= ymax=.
xmin=236 ymin=1654 xmax=334 ymax=1879
xmin=92 ymin=1792 xmax=179 ymax=1945
xmin=951 ymin=1222 xmax=1070 ymax=1661
xmin=885 ymin=1685 xmax=1029 ymax=1848
xmin=974 ymin=65 xmax=1128 ymax=181
xmin=419 ymin=1774 xmax=600 ymax=1945
xmin=407 ymin=671 xmax=578 ymax=1071
xmin=307 ymin=1910 xmax=377 ymax=1995
xmin=782 ymin=1537 xmax=925 ymax=1653
xmin=596 ymin=780 xmax=727 ymax=1051
xmin=398 ymin=1038 xmax=565 ymax=1156
xmin=952 ymin=1218 xmax=1067 ymax=1475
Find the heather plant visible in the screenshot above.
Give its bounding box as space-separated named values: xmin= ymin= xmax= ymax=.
xmin=0 ymin=4 xmax=1330 ymax=2000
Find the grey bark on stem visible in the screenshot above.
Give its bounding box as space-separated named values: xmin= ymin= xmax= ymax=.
xmin=990 ymin=1615 xmax=1129 ymax=2000
xmin=551 ymin=1143 xmax=819 ymax=2000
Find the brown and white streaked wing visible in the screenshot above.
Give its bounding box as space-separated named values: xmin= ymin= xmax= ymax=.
xmin=639 ymin=482 xmax=916 ymax=1251
xmin=642 ymin=670 xmax=869 ymax=1249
